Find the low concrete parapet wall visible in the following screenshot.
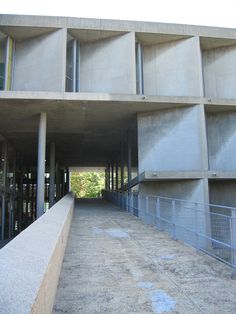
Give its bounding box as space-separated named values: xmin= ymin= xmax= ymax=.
xmin=0 ymin=193 xmax=75 ymax=314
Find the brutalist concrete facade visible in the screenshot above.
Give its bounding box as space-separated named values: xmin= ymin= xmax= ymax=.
xmin=1 ymin=14 xmax=236 ymax=240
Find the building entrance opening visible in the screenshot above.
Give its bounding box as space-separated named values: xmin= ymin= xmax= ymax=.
xmin=70 ymin=167 xmax=105 ymax=199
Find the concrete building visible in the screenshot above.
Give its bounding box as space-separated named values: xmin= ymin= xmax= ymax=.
xmin=0 ymin=14 xmax=236 ymax=248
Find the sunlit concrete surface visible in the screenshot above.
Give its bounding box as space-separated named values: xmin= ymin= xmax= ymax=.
xmin=53 ymin=199 xmax=236 ymax=314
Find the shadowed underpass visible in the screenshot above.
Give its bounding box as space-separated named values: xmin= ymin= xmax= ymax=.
xmin=53 ymin=199 xmax=236 ymax=314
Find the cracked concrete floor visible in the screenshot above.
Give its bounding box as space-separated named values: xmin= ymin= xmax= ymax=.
xmin=53 ymin=199 xmax=236 ymax=314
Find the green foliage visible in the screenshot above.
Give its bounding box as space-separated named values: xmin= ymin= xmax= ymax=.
xmin=70 ymin=171 xmax=105 ymax=198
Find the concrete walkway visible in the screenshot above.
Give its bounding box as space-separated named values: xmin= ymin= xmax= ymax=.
xmin=53 ymin=199 xmax=236 ymax=314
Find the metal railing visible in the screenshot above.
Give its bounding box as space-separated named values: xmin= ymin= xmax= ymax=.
xmin=105 ymin=190 xmax=236 ymax=270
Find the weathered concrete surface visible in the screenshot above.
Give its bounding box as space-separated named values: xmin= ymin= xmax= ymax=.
xmin=143 ymin=37 xmax=203 ymax=97
xmin=80 ymin=32 xmax=136 ymax=94
xmin=0 ymin=194 xmax=74 ymax=314
xmin=137 ymin=106 xmax=204 ymax=173
xmin=53 ymin=199 xmax=236 ymax=314
xmin=13 ymin=29 xmax=66 ymax=92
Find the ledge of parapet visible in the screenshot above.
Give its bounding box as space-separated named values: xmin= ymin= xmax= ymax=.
xmin=0 ymin=193 xmax=75 ymax=314
xmin=1 ymin=14 xmax=236 ymax=39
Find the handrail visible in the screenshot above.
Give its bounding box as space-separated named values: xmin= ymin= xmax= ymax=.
xmin=105 ymin=190 xmax=236 ymax=270
xmin=114 ymin=190 xmax=236 ymax=211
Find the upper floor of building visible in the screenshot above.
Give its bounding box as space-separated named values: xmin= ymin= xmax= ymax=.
xmin=1 ymin=14 xmax=236 ymax=99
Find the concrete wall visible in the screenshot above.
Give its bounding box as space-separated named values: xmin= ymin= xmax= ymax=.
xmin=80 ymin=33 xmax=136 ymax=94
xmin=206 ymin=111 xmax=236 ymax=170
xmin=13 ymin=29 xmax=66 ymax=92
xmin=139 ymin=179 xmax=209 ymax=248
xmin=142 ymin=37 xmax=203 ymax=97
xmin=138 ymin=106 xmax=204 ymax=173
xmin=203 ymin=45 xmax=236 ymax=99
xmin=0 ymin=194 xmax=74 ymax=314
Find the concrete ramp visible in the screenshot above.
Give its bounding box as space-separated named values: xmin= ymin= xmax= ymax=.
xmin=53 ymin=199 xmax=236 ymax=314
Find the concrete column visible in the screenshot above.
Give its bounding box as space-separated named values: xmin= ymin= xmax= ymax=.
xmin=115 ymin=162 xmax=119 ymax=190
xmin=9 ymin=156 xmax=16 ymax=238
xmin=61 ymin=169 xmax=65 ymax=196
xmin=127 ymin=134 xmax=132 ymax=183
xmin=18 ymin=162 xmax=24 ymax=232
xmin=49 ymin=142 xmax=55 ymax=208
xmin=121 ymin=146 xmax=124 ymax=190
xmin=1 ymin=139 xmax=7 ymax=240
xmin=104 ymin=168 xmax=107 ymax=190
xmin=111 ymin=163 xmax=114 ymax=191
xmin=66 ymin=168 xmax=70 ymax=193
xmin=106 ymin=166 xmax=109 ymax=191
xmin=36 ymin=112 xmax=47 ymax=218
xmin=136 ymin=42 xmax=144 ymax=94
xmin=26 ymin=170 xmax=30 ymax=223
xmin=107 ymin=164 xmax=110 ymax=191
xmin=56 ymin=164 xmax=61 ymax=201
xmin=69 ymin=171 xmax=71 ymax=192
xmin=72 ymin=39 xmax=77 ymax=92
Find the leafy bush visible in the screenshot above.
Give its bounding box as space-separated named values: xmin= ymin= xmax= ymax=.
xmin=70 ymin=171 xmax=105 ymax=198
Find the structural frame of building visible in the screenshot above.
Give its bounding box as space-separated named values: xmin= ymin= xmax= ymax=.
xmin=1 ymin=14 xmax=236 ymax=244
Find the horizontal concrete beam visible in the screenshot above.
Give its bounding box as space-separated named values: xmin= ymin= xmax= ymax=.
xmin=0 ymin=193 xmax=74 ymax=314
xmin=123 ymin=171 xmax=236 ymax=189
xmin=1 ymin=14 xmax=236 ymax=40
xmin=144 ymin=171 xmax=236 ymax=180
xmin=2 ymin=92 xmax=236 ymax=109
xmin=143 ymin=171 xmax=205 ymax=180
xmin=0 ymin=90 xmax=205 ymax=104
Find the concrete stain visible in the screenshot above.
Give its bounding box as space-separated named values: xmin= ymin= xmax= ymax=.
xmin=92 ymin=227 xmax=129 ymax=238
xmin=138 ymin=281 xmax=154 ymax=289
xmin=92 ymin=227 xmax=103 ymax=235
xmin=105 ymin=229 xmax=129 ymax=238
xmin=160 ymin=255 xmax=175 ymax=260
xmin=149 ymin=290 xmax=176 ymax=314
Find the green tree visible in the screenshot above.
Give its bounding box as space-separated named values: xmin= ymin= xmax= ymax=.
xmin=70 ymin=171 xmax=105 ymax=198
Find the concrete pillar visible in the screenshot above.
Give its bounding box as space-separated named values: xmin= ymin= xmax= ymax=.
xmin=9 ymin=156 xmax=16 ymax=238
xmin=136 ymin=42 xmax=144 ymax=94
xmin=104 ymin=168 xmax=107 ymax=190
xmin=66 ymin=168 xmax=70 ymax=193
xmin=115 ymin=162 xmax=119 ymax=190
xmin=18 ymin=162 xmax=24 ymax=233
xmin=56 ymin=164 xmax=61 ymax=201
xmin=107 ymin=164 xmax=110 ymax=191
xmin=1 ymin=139 xmax=7 ymax=240
xmin=49 ymin=142 xmax=55 ymax=208
xmin=106 ymin=166 xmax=109 ymax=191
xmin=61 ymin=169 xmax=65 ymax=196
xmin=111 ymin=163 xmax=114 ymax=191
xmin=127 ymin=133 xmax=132 ymax=183
xmin=26 ymin=170 xmax=30 ymax=223
xmin=121 ymin=146 xmax=124 ymax=190
xmin=36 ymin=112 xmax=47 ymax=218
